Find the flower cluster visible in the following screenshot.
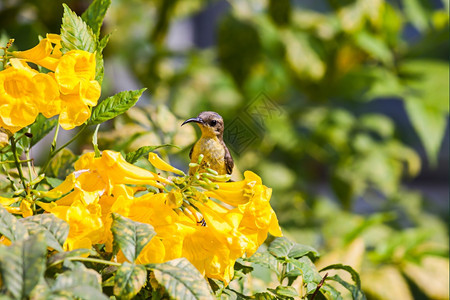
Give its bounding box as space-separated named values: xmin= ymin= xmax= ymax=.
xmin=34 ymin=150 xmax=282 ymax=283
xmin=0 ymin=34 xmax=100 ymax=133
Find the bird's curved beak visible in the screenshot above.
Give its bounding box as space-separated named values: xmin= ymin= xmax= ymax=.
xmin=181 ymin=117 xmax=204 ymax=126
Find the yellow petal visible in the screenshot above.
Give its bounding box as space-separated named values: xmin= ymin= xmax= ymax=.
xmin=12 ymin=38 xmax=52 ymax=61
xmin=148 ymin=152 xmax=185 ymax=175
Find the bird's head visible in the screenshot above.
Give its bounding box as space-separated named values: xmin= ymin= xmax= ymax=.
xmin=181 ymin=111 xmax=224 ymax=138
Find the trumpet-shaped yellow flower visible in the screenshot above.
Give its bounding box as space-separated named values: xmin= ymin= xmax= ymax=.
xmin=0 ymin=63 xmax=40 ymax=133
xmin=2 ymin=34 xmax=100 ymax=132
xmin=40 ymin=150 xmax=282 ymax=284
xmin=12 ymin=34 xmax=62 ymax=71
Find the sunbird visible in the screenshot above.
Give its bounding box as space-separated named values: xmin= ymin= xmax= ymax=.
xmin=182 ymin=111 xmax=234 ymax=176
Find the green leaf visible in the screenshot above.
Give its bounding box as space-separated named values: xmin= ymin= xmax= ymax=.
xmin=47 ymin=248 xmax=96 ymax=268
xmin=60 ymin=4 xmax=96 ymax=53
xmin=268 ymin=237 xmax=320 ymax=260
xmin=125 ymin=144 xmax=176 ymax=164
xmin=114 ymin=262 xmax=147 ymax=299
xmin=403 ymin=0 xmax=430 ymax=31
xmin=355 ymin=30 xmax=393 ymax=66
xmin=50 ymin=266 xmax=108 ymax=300
xmin=46 ymin=177 xmax=64 ymax=189
xmin=326 ymin=275 xmax=366 ymax=300
xmin=254 ymin=292 xmax=277 ymax=300
xmin=0 ymin=205 xmax=28 ymax=242
xmin=111 ymin=213 xmax=156 ymax=262
xmin=320 ymin=284 xmax=344 ymax=300
xmin=20 ymin=214 xmax=69 ymax=252
xmin=148 ymin=258 xmax=214 ymax=300
xmin=0 ymin=233 xmax=47 ymax=299
xmin=81 ymin=0 xmax=111 ymax=37
xmin=288 ymin=256 xmax=323 ymax=285
xmin=89 ymin=89 xmax=146 ymax=125
xmin=245 ymin=250 xmax=279 ymax=272
xmin=270 ymin=285 xmax=299 ymax=298
xmin=92 ymin=124 xmax=101 ymax=157
xmin=320 ymin=264 xmax=362 ymax=288
xmin=28 ymin=115 xmax=58 ymax=148
xmin=401 ymin=60 xmax=449 ymax=165
xmin=48 ymin=148 xmax=77 ymax=179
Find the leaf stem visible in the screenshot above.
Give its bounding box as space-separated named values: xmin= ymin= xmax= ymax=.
xmin=67 ymin=256 xmax=121 ymax=267
xmin=39 ymin=123 xmax=87 ymax=175
xmin=10 ymin=136 xmax=27 ymax=190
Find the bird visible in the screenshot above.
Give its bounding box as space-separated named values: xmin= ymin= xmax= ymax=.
xmin=181 ymin=111 xmax=234 ymax=176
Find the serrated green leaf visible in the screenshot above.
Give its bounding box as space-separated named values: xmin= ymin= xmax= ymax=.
xmin=95 ymin=48 xmax=105 ymax=85
xmin=111 ymin=213 xmax=156 ymax=262
xmin=268 ymin=237 xmax=320 ymax=260
xmin=147 ymin=258 xmax=214 ymax=300
xmin=60 ymin=4 xmax=96 ymax=53
xmin=125 ymin=144 xmax=176 ymax=163
xmin=114 ymin=262 xmax=147 ymax=299
xmin=89 ymin=89 xmax=146 ymax=125
xmin=50 ymin=265 xmax=108 ymax=300
xmin=20 ymin=214 xmax=69 ymax=252
xmin=327 ymin=275 xmax=366 ymax=300
xmin=320 ymin=264 xmax=362 ymax=288
xmin=0 ymin=233 xmax=47 ymax=299
xmin=81 ymin=0 xmax=111 ymax=37
xmin=0 ymin=205 xmax=28 ymax=242
xmin=28 ymin=115 xmax=58 ymax=148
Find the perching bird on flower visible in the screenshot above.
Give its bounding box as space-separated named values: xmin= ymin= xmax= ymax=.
xmin=182 ymin=111 xmax=234 ymax=176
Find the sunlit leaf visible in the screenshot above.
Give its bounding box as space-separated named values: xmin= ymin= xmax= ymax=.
xmin=60 ymin=4 xmax=96 ymax=53
xmin=401 ymin=59 xmax=449 ymax=165
xmin=269 ymin=237 xmax=320 ymax=260
xmin=89 ymin=89 xmax=146 ymax=125
xmin=327 ymin=275 xmax=366 ymax=300
xmin=114 ymin=262 xmax=147 ymax=299
xmin=81 ymin=0 xmax=111 ymax=37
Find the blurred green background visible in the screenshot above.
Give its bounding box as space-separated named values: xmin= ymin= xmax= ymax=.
xmin=1 ymin=0 xmax=448 ymax=298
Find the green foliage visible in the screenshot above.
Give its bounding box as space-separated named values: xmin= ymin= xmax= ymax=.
xmin=60 ymin=3 xmax=96 ymax=53
xmin=111 ymin=213 xmax=157 ymax=262
xmin=28 ymin=114 xmax=58 ymax=148
xmin=89 ymin=89 xmax=146 ymax=125
xmin=125 ymin=144 xmax=176 ymax=164
xmin=1 ymin=0 xmax=448 ymax=299
xmin=114 ymin=262 xmax=147 ymax=299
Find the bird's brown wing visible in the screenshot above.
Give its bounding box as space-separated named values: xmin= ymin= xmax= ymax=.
xmin=224 ymin=145 xmax=234 ymax=175
xmin=189 ymin=145 xmax=193 ymax=160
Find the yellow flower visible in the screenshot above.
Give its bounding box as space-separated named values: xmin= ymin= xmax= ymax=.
xmin=0 ymin=62 xmax=40 ymax=133
xmin=41 ymin=150 xmax=282 ymax=284
xmin=12 ymin=34 xmax=62 ymax=71
xmin=9 ymin=35 xmax=101 ymax=131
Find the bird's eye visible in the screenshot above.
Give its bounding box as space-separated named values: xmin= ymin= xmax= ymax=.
xmin=210 ymin=120 xmax=217 ymax=126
